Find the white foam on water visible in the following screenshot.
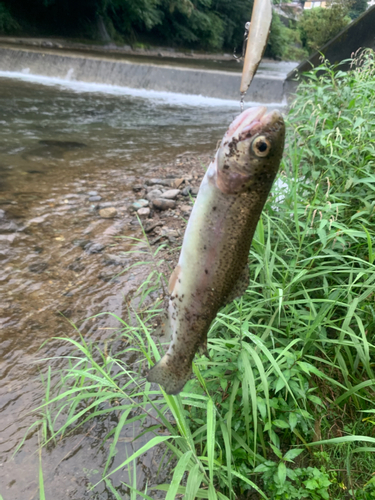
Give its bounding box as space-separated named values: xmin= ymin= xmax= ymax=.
xmin=0 ymin=69 xmax=286 ymax=109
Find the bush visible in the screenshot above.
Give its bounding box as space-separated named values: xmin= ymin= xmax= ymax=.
xmin=298 ymin=0 xmax=351 ymax=53
xmin=266 ymin=15 xmax=307 ymax=61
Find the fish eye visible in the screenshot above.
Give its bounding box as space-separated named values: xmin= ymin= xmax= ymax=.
xmin=251 ymin=136 xmax=271 ymax=157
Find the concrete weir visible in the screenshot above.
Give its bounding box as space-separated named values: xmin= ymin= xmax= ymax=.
xmin=0 ymin=45 xmax=287 ymax=103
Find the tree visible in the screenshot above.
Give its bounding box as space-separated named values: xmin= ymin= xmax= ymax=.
xmin=298 ymin=0 xmax=351 ymax=53
xmin=0 ymin=2 xmax=19 ymax=33
xmin=349 ymin=0 xmax=368 ymax=19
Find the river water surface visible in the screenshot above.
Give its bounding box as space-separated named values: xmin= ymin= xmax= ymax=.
xmin=0 ymin=73 xmax=283 ymax=499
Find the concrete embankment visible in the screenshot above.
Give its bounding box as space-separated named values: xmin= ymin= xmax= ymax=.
xmin=0 ymin=44 xmax=287 ymax=103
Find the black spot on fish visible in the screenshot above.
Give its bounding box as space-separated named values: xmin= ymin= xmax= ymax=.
xmin=213 ymin=207 xmax=217 ymax=211
xmin=205 ymin=269 xmax=208 ymax=274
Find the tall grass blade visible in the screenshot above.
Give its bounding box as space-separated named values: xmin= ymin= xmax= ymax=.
xmin=207 ymin=398 xmax=216 ymax=484
xmin=165 ymin=450 xmax=193 ymax=500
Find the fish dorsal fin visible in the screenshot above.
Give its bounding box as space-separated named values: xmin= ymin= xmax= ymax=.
xmin=168 ymin=264 xmax=181 ymax=294
xmin=225 ymin=265 xmax=249 ymax=304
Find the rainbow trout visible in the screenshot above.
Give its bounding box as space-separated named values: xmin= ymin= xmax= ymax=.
xmin=147 ymin=106 xmax=285 ymax=395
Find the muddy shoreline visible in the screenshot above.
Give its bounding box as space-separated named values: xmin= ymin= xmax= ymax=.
xmin=0 ymin=147 xmax=209 ymax=499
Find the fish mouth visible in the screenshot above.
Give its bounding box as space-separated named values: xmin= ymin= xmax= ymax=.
xmin=225 ymin=106 xmax=282 ymax=142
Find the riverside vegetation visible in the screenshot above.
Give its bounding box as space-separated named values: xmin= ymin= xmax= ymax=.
xmin=14 ymin=49 xmax=375 ymax=500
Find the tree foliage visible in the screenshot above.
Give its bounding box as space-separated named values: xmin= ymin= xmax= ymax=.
xmin=349 ymin=0 xmax=368 ymax=19
xmin=298 ymin=0 xmax=352 ymax=53
xmin=2 ymin=0 xmax=254 ymax=50
xmin=0 ymin=1 xmax=19 ymax=32
xmin=2 ymin=0 xmax=362 ymax=58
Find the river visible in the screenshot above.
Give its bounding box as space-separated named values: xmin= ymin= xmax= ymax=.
xmin=0 ymin=72 xmax=285 ymax=499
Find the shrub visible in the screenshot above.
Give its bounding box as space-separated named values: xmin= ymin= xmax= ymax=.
xmin=298 ymin=0 xmax=351 ymax=53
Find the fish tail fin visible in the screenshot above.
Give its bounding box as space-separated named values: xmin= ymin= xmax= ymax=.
xmin=146 ymin=354 xmax=192 ymax=395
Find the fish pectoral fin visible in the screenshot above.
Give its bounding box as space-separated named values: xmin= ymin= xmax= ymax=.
xmin=225 ymin=265 xmax=250 ymax=304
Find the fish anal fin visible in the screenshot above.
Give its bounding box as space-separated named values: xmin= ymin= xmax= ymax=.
xmin=225 ymin=265 xmax=249 ymax=304
xmin=168 ymin=264 xmax=181 ymax=294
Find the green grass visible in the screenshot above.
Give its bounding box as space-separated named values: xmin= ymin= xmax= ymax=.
xmin=21 ymin=49 xmax=375 ymax=499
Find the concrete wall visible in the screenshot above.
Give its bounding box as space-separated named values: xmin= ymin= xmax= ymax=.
xmin=0 ymin=45 xmax=285 ymax=103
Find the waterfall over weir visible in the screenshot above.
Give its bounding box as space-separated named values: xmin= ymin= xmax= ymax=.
xmin=0 ymin=45 xmax=289 ymax=103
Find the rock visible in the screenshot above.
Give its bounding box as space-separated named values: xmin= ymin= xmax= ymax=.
xmin=161 ymin=189 xmax=180 ymax=200
xmin=152 ymin=198 xmax=176 ymax=211
xmin=146 ymin=185 xmax=164 ymax=193
xmin=28 ymin=216 xmax=47 ymax=226
xmin=88 ymin=190 xmax=98 ymax=196
xmin=144 ymin=221 xmax=163 ymax=233
xmin=145 ymin=178 xmax=165 ymax=186
xmin=146 ymin=178 xmax=184 ymax=188
xmin=99 ymin=202 xmax=117 ymax=208
xmin=0 ymin=221 xmax=19 ymax=233
xmin=150 ymin=235 xmax=163 ymax=245
xmin=89 ymin=195 xmax=102 ymax=202
xmin=85 ymin=242 xmax=105 ymax=254
xmin=137 ymin=207 xmax=150 ymax=218
xmin=161 ymin=228 xmax=180 ymax=238
xmin=29 ymin=262 xmax=48 ymax=273
xmin=99 ymin=207 xmax=117 ymax=219
xmin=132 ymin=184 xmax=143 ymax=192
xmin=98 ymin=273 xmax=119 ymax=283
xmin=191 ymin=187 xmax=199 ymax=196
xmin=181 ymin=186 xmax=192 ymax=196
xmin=68 ymin=261 xmax=85 ymax=272
xmin=131 ymin=199 xmax=149 ymax=210
xmin=146 ymin=189 xmax=163 ymax=201
xmin=0 ymin=209 xmax=5 ymax=219
xmin=180 ymin=204 xmax=192 ymax=213
xmin=170 ymin=178 xmax=185 ymax=189
xmin=103 ymin=253 xmax=127 ymax=266
xmin=64 ymin=193 xmax=81 ymax=199
xmin=73 ymin=239 xmax=90 ymax=248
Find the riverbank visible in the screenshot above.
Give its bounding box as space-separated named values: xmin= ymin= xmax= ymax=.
xmin=0 ymin=146 xmax=210 ymax=499
xmin=0 ymin=73 xmax=230 ymax=499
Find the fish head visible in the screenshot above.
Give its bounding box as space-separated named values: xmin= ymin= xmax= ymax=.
xmin=216 ymin=106 xmax=285 ymax=194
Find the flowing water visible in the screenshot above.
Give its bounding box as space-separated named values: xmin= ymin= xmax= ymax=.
xmin=0 ymin=72 xmax=284 ymax=499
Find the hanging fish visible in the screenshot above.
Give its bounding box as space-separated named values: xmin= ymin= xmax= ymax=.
xmin=147 ymin=105 xmax=285 ymax=395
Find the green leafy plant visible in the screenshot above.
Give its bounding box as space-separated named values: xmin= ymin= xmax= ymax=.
xmin=255 ymin=448 xmax=333 ymax=500
xmin=298 ymin=0 xmax=351 ymax=53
